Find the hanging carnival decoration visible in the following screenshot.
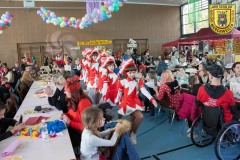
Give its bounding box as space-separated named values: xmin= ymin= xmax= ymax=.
xmin=37 ymin=0 xmax=127 ymax=29
xmin=0 ymin=11 xmax=14 ymax=34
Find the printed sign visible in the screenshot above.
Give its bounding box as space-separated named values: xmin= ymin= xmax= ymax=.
xmin=209 ymin=4 xmax=236 ymax=34
xmin=127 ymin=38 xmax=137 ymax=48
xmin=77 ymin=40 xmax=112 ymax=45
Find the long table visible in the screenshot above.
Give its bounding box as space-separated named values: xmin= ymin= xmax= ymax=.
xmin=0 ymin=81 xmax=75 ymax=160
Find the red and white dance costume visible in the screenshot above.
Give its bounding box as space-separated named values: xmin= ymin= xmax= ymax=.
xmin=115 ymin=59 xmax=155 ymax=116
xmin=55 ymin=54 xmax=62 ymax=65
xmin=86 ymin=48 xmax=100 ymax=103
xmin=97 ymin=52 xmax=108 ymax=94
xmin=101 ymin=56 xmax=119 ymax=106
xmin=79 ymin=48 xmax=92 ymax=85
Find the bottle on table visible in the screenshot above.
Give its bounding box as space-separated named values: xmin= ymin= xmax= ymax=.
xmin=41 ymin=119 xmax=48 ymax=141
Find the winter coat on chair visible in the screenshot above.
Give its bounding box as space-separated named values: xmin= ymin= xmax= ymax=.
xmin=178 ymin=92 xmax=202 ymax=122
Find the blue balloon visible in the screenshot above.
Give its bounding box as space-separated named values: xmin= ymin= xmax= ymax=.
xmin=42 ymin=17 xmax=47 ymax=22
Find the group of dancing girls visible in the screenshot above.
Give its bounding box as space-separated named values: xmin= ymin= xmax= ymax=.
xmin=78 ymin=48 xmax=157 ymax=144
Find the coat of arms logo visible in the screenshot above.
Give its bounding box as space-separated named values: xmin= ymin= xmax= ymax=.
xmin=209 ymin=4 xmax=236 ymax=34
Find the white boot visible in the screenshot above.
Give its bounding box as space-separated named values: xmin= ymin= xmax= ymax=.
xmin=130 ymin=132 xmax=137 ymax=144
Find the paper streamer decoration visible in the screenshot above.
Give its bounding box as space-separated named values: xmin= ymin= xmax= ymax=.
xmin=1 ymin=140 xmax=21 ymax=157
xmin=0 ymin=11 xmax=13 ymax=34
xmin=37 ymin=0 xmax=127 ymax=29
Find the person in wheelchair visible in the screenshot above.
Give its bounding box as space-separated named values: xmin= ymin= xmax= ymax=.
xmin=195 ymin=64 xmax=240 ymax=123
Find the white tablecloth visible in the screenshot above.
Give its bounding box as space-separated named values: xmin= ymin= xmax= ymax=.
xmin=0 ymin=81 xmax=75 ymax=160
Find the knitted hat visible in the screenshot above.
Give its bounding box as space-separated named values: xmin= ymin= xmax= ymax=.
xmin=102 ymin=56 xmax=115 ymax=68
xmin=206 ymin=64 xmax=224 ymax=78
xmin=64 ymin=75 xmax=81 ymax=93
xmin=119 ymin=58 xmax=136 ymax=74
xmin=82 ymin=48 xmax=92 ymax=57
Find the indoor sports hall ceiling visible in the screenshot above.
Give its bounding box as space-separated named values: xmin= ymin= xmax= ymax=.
xmin=3 ymin=0 xmax=188 ymax=6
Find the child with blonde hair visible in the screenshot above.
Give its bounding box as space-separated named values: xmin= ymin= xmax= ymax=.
xmin=80 ymin=107 xmax=120 ymax=160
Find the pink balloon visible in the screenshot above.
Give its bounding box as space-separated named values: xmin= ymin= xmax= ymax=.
xmin=106 ymin=11 xmax=111 ymax=15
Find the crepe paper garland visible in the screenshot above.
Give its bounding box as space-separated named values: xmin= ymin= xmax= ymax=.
xmin=37 ymin=0 xmax=127 ymax=29
xmin=15 ymin=120 xmax=66 ymax=138
xmin=16 ymin=128 xmax=40 ymax=138
xmin=0 ymin=11 xmax=13 ymax=34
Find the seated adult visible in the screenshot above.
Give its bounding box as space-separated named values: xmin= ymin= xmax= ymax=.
xmin=21 ymin=66 xmax=41 ymax=88
xmin=45 ymin=74 xmax=68 ymax=113
xmin=195 ymin=64 xmax=240 ymax=123
xmin=157 ymin=70 xmax=180 ymax=112
xmin=187 ymin=75 xmax=202 ymax=96
xmin=227 ymin=62 xmax=240 ymax=86
xmin=1 ymin=67 xmax=14 ymax=87
xmin=0 ymin=103 xmax=25 ymax=141
xmin=60 ymin=75 xmax=92 ymax=149
xmin=154 ymin=57 xmax=168 ymax=77
xmin=196 ymin=63 xmax=209 ymax=84
xmin=168 ymin=56 xmax=179 ymax=69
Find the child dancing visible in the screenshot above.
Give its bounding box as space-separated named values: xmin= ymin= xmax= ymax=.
xmin=115 ymin=59 xmax=157 ymax=144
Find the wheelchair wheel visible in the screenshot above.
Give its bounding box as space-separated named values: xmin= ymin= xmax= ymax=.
xmin=190 ymin=115 xmax=215 ymax=147
xmin=215 ymin=121 xmax=240 ymax=160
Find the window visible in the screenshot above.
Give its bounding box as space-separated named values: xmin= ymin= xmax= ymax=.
xmin=180 ymin=0 xmax=209 ymax=37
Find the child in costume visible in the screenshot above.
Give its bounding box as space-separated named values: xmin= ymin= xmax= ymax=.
xmin=115 ymin=59 xmax=157 ymax=144
xmin=55 ymin=54 xmax=62 ymax=66
xmin=79 ymin=48 xmax=92 ymax=89
xmin=97 ymin=51 xmax=108 ymax=94
xmin=101 ymin=56 xmax=119 ymax=106
xmin=86 ymin=48 xmax=100 ymax=104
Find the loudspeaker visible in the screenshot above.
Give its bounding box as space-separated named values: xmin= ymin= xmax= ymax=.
xmin=23 ymin=0 xmax=35 ymax=8
xmin=199 ymin=41 xmax=204 ymax=52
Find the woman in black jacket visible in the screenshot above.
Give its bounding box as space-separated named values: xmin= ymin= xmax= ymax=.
xmin=0 ymin=103 xmax=25 ymax=141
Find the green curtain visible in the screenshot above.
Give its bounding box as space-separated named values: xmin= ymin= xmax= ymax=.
xmin=188 ymin=0 xmax=201 ymax=24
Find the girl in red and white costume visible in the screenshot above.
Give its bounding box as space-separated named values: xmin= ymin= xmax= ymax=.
xmin=55 ymin=54 xmax=62 ymax=66
xmin=101 ymin=56 xmax=119 ymax=106
xmin=97 ymin=51 xmax=108 ymax=94
xmin=115 ymin=59 xmax=157 ymax=144
xmin=79 ymin=48 xmax=92 ymax=89
xmin=86 ymin=48 xmax=100 ymax=104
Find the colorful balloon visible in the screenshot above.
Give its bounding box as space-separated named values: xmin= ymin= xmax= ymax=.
xmin=36 ymin=1 xmax=127 ymax=30
xmin=0 ymin=11 xmax=13 ymax=34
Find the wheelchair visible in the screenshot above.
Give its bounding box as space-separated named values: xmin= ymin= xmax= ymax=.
xmin=190 ymin=105 xmax=240 ymax=160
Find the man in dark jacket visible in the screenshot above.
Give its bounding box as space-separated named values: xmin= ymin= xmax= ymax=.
xmin=154 ymin=58 xmax=168 ymax=76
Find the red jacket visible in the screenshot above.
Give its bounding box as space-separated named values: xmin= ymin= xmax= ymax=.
xmin=196 ymin=86 xmax=235 ymax=123
xmin=66 ymin=98 xmax=92 ymax=132
xmin=178 ymin=93 xmax=201 ymax=122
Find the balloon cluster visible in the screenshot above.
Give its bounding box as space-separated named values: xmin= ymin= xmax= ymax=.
xmin=37 ymin=0 xmax=127 ymax=29
xmin=0 ymin=11 xmax=13 ymax=34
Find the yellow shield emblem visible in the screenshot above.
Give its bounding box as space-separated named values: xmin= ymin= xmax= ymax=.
xmin=209 ymin=4 xmax=236 ymax=34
